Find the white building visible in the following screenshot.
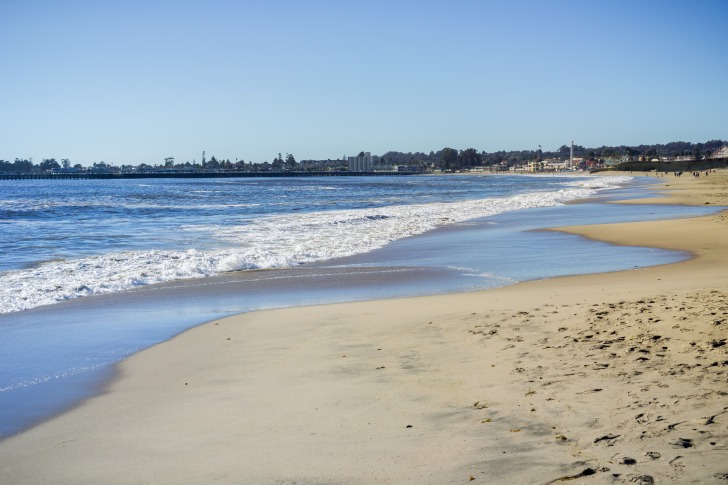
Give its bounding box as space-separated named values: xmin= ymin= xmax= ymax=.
xmin=348 ymin=152 xmax=372 ymax=172
xmin=544 ymin=160 xmax=568 ymax=171
xmin=712 ymin=145 xmax=728 ymax=159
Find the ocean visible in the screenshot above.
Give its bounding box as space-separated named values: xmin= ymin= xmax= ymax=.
xmin=0 ymin=174 xmax=721 ymax=438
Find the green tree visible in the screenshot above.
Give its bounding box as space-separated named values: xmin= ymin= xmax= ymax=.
xmin=459 ymin=148 xmax=481 ymax=167
xmin=14 ymin=159 xmax=34 ymax=173
xmin=40 ymin=158 xmax=60 ymax=171
xmin=207 ymin=156 xmax=220 ymax=169
xmin=285 ymin=153 xmax=296 ymax=170
xmin=440 ymin=147 xmax=458 ymax=170
xmin=624 ymin=147 xmax=640 ymax=160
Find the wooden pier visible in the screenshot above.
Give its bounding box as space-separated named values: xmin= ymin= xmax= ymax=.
xmin=0 ymin=172 xmax=91 ymax=180
xmin=0 ymin=171 xmax=418 ymax=181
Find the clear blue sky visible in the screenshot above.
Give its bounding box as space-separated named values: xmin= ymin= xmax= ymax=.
xmin=1 ymin=0 xmax=726 ymax=165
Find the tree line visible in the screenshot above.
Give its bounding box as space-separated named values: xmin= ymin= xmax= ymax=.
xmin=380 ymin=139 xmax=726 ymax=171
xmin=2 ymin=140 xmax=725 ymax=174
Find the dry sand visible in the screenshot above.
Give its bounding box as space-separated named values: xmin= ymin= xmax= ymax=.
xmin=1 ymin=171 xmax=726 ymax=484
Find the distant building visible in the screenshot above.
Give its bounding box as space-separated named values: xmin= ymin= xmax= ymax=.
xmin=348 ymin=152 xmax=372 ymax=172
xmin=299 ymin=159 xmax=343 ymax=170
xmin=712 ymin=145 xmax=728 ymax=159
xmin=544 ymin=160 xmax=568 ymax=172
xmin=392 ymin=164 xmax=420 ymax=172
xmin=604 ymin=155 xmax=630 ymax=166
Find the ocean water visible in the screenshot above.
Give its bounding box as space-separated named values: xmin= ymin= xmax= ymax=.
xmin=0 ymin=174 xmax=631 ymax=313
xmin=0 ymin=174 xmax=722 ymax=438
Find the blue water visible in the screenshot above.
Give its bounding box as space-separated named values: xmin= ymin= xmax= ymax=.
xmin=0 ymin=174 xmax=722 ymax=438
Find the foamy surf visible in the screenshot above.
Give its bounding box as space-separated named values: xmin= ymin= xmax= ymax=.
xmin=0 ymin=176 xmax=631 ymax=313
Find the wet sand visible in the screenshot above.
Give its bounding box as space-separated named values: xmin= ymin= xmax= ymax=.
xmin=1 ymin=170 xmax=726 ymax=484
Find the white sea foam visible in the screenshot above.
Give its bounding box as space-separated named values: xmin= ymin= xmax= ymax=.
xmin=0 ymin=176 xmax=630 ymax=313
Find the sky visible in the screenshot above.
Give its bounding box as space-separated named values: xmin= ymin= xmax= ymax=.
xmin=1 ymin=0 xmax=726 ymax=166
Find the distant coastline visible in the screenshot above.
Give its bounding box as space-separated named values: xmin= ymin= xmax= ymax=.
xmin=3 ymin=159 xmax=728 ymax=181
xmin=4 ymin=139 xmax=727 ymax=180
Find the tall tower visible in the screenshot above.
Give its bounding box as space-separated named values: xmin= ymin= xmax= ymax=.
xmin=570 ymin=141 xmax=574 ymax=168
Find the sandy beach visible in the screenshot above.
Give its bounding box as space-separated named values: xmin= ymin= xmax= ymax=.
xmin=1 ymin=171 xmax=726 ymax=484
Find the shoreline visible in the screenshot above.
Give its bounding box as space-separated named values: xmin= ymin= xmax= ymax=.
xmin=1 ymin=172 xmax=726 ymax=483
xmin=3 ymin=175 xmax=708 ymax=441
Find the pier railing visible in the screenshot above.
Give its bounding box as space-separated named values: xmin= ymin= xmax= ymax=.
xmin=0 ymin=171 xmax=419 ymax=181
